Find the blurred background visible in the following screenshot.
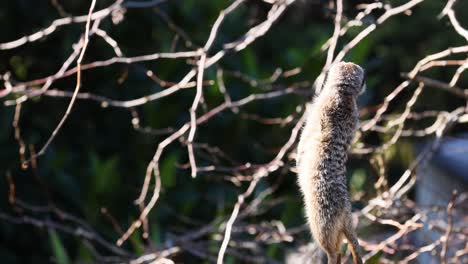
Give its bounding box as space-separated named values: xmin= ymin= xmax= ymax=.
xmin=0 ymin=0 xmax=467 ymax=263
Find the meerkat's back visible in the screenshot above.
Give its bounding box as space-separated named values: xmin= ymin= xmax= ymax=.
xmin=297 ymin=62 xmax=365 ymax=264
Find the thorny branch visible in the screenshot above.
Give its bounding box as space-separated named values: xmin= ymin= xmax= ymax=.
xmin=26 ymin=0 xmax=98 ymax=165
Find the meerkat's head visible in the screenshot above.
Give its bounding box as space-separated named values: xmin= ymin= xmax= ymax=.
xmin=323 ymin=62 xmax=366 ymax=97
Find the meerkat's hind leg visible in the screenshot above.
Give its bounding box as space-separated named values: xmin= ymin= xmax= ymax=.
xmin=343 ymin=222 xmax=363 ymax=264
xmin=324 ymin=233 xmax=343 ymax=264
xmin=326 ymin=252 xmax=338 ymax=264
xmin=334 ymin=232 xmax=344 ymax=264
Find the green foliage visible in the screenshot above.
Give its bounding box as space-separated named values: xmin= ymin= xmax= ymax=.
xmin=89 ymin=153 xmax=121 ymax=195
xmin=243 ymin=47 xmax=259 ymax=77
xmin=350 ymin=169 xmax=367 ymax=193
xmin=49 ymin=230 xmax=71 ymax=264
xmin=367 ymin=251 xmax=383 ymax=264
xmin=348 ymin=37 xmax=372 ymax=65
xmin=160 ymin=151 xmax=179 ymax=188
xmin=9 ymin=56 xmax=30 ymax=80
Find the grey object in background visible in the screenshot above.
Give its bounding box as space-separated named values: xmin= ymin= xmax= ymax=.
xmin=416 ymin=134 xmax=468 ymax=264
xmin=285 ymin=242 xmax=327 ymax=264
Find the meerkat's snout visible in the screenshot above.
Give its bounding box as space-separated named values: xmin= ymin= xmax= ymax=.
xmin=359 ymin=71 xmax=367 ymax=95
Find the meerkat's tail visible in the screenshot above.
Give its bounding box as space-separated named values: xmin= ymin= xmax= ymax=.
xmin=343 ymin=223 xmax=363 ymax=264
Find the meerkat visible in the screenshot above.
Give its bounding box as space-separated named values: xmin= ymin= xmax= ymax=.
xmin=296 ymin=62 xmax=365 ymax=264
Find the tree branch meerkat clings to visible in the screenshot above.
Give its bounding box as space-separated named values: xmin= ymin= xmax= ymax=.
xmin=296 ymin=62 xmax=365 ymax=264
